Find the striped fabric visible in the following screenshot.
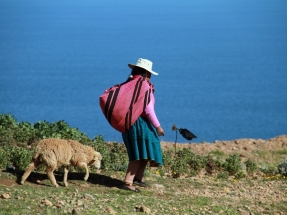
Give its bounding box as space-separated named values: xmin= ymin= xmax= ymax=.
xmin=122 ymin=116 xmax=163 ymax=167
xmin=100 ymin=77 xmax=152 ymax=133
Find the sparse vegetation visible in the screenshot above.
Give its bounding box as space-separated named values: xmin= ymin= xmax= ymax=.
xmin=244 ymin=158 xmax=257 ymax=175
xmin=0 ymin=113 xmax=287 ymax=214
xmin=278 ymin=158 xmax=287 ymax=177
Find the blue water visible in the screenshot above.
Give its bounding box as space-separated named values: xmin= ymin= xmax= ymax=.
xmin=1 ymin=0 xmax=287 ymax=143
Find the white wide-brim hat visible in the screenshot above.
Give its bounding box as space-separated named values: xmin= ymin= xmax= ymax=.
xmin=128 ymin=58 xmax=158 ymax=75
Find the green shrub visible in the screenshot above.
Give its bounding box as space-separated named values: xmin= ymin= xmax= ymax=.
xmin=0 ymin=147 xmax=10 ymax=168
xmin=159 ymin=150 xmax=175 ymax=177
xmin=109 ymin=142 xmax=128 ymax=172
xmin=162 ymin=150 xmax=174 ymax=168
xmin=177 ymin=148 xmax=207 ymax=172
xmin=169 ymin=149 xmax=192 ymax=178
xmin=169 ymin=148 xmax=209 ymax=178
xmin=187 ymin=154 xmax=207 ymax=173
xmin=171 ymin=156 xmax=188 ymax=178
xmin=33 ymin=120 xmax=91 ymax=144
xmin=205 ymin=155 xmax=223 ymax=175
xmin=91 ymin=136 xmax=111 ymax=170
xmin=223 ymin=154 xmax=241 ymax=175
xmin=260 ymin=165 xmax=277 ymax=176
xmin=0 ymin=127 xmax=16 ymax=147
xmin=0 ymin=146 xmax=34 ymax=170
xmin=9 ymin=147 xmax=34 ymax=170
xmin=244 ymin=158 xmax=257 ymax=175
xmin=13 ymin=121 xmax=37 ymax=146
xmin=209 ymin=150 xmax=225 ymax=157
xmin=216 ymin=172 xmax=229 ymax=180
xmin=0 ymin=114 xmax=93 ymax=148
xmin=0 ymin=114 xmax=18 ymax=128
xmin=278 ymin=159 xmax=287 ymax=176
xmin=235 ymin=171 xmax=246 ymax=179
xmin=90 ymin=136 xmax=128 ymax=171
xmin=0 ymin=114 xmax=18 ymax=147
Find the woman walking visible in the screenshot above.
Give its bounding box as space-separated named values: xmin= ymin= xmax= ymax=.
xmin=121 ymin=58 xmax=164 ymax=193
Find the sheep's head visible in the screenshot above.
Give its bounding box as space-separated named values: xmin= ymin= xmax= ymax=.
xmin=90 ymin=151 xmax=102 ymax=169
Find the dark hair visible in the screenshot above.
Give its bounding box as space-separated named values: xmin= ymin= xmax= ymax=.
xmin=126 ymin=66 xmax=148 ymax=82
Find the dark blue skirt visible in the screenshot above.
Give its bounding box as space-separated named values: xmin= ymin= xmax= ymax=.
xmin=122 ymin=116 xmax=163 ymax=167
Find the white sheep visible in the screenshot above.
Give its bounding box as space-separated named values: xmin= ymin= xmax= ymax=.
xmin=20 ymin=138 xmax=102 ymax=187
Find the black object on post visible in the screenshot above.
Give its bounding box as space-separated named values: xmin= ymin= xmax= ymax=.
xmin=172 ymin=124 xmax=197 ymax=154
xmin=178 ymin=128 xmax=197 ymax=140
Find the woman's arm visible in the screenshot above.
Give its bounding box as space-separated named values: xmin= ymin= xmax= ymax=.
xmin=142 ymin=93 xmax=164 ymax=136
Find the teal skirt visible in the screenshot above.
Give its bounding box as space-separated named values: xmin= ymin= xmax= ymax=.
xmin=122 ymin=116 xmax=163 ymax=167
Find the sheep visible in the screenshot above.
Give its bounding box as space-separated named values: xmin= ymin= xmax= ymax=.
xmin=20 ymin=138 xmax=102 ymax=187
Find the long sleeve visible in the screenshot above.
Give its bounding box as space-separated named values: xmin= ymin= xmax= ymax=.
xmin=141 ymin=93 xmax=160 ymax=128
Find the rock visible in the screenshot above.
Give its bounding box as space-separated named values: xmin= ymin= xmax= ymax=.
xmin=223 ymin=188 xmax=230 ymax=193
xmin=238 ymin=208 xmax=250 ymax=215
xmin=72 ymin=208 xmax=80 ymax=214
xmin=41 ymin=199 xmax=53 ymax=207
xmin=106 ymin=207 xmax=117 ymax=214
xmin=138 ymin=206 xmax=151 ymax=213
xmin=77 ymin=200 xmax=83 ymax=206
xmin=1 ymin=193 xmax=11 ymax=199
xmin=58 ymin=200 xmax=65 ymax=206
xmin=241 ymin=211 xmax=250 ymax=215
xmin=152 ymin=184 xmax=165 ymax=189
xmin=55 ymin=203 xmax=63 ymax=208
xmin=84 ymin=193 xmax=95 ymax=200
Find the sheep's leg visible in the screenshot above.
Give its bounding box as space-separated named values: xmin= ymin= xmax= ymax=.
xmin=77 ymin=162 xmax=89 ymax=181
xmin=63 ymin=167 xmax=69 ymax=187
xmin=20 ymin=160 xmax=40 ymax=185
xmin=46 ymin=163 xmax=59 ymax=187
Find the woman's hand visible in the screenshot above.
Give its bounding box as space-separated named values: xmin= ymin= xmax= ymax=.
xmin=156 ymin=126 xmax=164 ymax=136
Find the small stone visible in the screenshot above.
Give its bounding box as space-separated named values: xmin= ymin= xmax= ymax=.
xmin=72 ymin=208 xmax=80 ymax=214
xmin=106 ymin=207 xmax=117 ymax=214
xmin=152 ymin=184 xmax=165 ymax=189
xmin=55 ymin=204 xmax=62 ymax=208
xmin=77 ymin=200 xmax=84 ymax=206
xmin=139 ymin=206 xmax=151 ymax=213
xmin=41 ymin=199 xmax=53 ymax=207
xmin=58 ymin=200 xmax=65 ymax=206
xmin=1 ymin=193 xmax=11 ymax=199
xmin=241 ymin=211 xmax=250 ymax=215
xmin=84 ymin=193 xmax=95 ymax=200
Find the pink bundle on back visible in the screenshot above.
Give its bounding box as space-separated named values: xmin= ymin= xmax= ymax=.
xmin=99 ymin=77 xmax=152 ymax=133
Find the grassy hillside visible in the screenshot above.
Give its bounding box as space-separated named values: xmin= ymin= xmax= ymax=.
xmin=0 ymin=114 xmax=287 ymax=214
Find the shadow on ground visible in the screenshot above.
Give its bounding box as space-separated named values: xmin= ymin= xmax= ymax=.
xmin=2 ymin=169 xmax=124 ymax=189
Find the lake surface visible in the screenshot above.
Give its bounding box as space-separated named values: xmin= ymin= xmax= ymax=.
xmin=1 ymin=0 xmax=286 ymax=143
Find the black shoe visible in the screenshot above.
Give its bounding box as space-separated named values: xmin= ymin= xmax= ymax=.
xmin=121 ymin=184 xmax=141 ymax=193
xmin=133 ymin=179 xmax=148 ymax=187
